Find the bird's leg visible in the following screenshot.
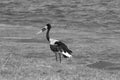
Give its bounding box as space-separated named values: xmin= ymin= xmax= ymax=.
xmin=58 ymin=53 xmax=62 ymax=63
xmin=55 ymin=52 xmax=58 ymax=61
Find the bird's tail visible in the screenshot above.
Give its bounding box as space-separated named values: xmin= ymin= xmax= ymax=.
xmin=63 ymin=55 xmax=68 ymax=58
xmin=58 ymin=45 xmax=72 ymax=58
xmin=62 ymin=49 xmax=72 ymax=58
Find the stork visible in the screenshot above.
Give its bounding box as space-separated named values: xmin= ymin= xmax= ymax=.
xmin=37 ymin=24 xmax=72 ymax=63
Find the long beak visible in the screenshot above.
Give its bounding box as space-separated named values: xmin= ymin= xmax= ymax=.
xmin=36 ymin=27 xmax=47 ymax=34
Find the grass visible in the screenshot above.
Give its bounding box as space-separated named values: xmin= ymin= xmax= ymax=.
xmin=0 ymin=0 xmax=120 ymax=80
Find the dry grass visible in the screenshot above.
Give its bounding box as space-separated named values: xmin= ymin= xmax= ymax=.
xmin=0 ymin=0 xmax=120 ymax=80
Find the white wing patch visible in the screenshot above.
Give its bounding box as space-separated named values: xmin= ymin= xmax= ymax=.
xmin=50 ymin=38 xmax=58 ymax=45
xmin=62 ymin=51 xmax=72 ymax=58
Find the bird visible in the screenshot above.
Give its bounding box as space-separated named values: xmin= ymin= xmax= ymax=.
xmin=37 ymin=23 xmax=72 ymax=63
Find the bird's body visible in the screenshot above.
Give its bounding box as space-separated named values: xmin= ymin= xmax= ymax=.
xmin=37 ymin=24 xmax=72 ymax=62
xmin=50 ymin=39 xmax=72 ymax=58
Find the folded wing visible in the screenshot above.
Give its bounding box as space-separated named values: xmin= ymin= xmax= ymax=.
xmin=55 ymin=41 xmax=72 ymax=58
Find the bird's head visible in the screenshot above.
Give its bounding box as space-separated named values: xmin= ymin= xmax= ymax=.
xmin=37 ymin=23 xmax=51 ymax=34
xmin=46 ymin=23 xmax=51 ymax=30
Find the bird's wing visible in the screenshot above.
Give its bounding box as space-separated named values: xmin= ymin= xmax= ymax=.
xmin=55 ymin=41 xmax=72 ymax=53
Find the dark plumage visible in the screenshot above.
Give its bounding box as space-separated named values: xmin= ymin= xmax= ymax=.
xmin=37 ymin=23 xmax=72 ymax=62
xmin=54 ymin=41 xmax=72 ymax=58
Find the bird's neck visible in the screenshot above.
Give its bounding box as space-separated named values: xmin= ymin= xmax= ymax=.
xmin=46 ymin=28 xmax=50 ymax=41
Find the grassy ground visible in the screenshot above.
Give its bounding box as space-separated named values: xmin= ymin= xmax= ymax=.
xmin=0 ymin=0 xmax=120 ymax=80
